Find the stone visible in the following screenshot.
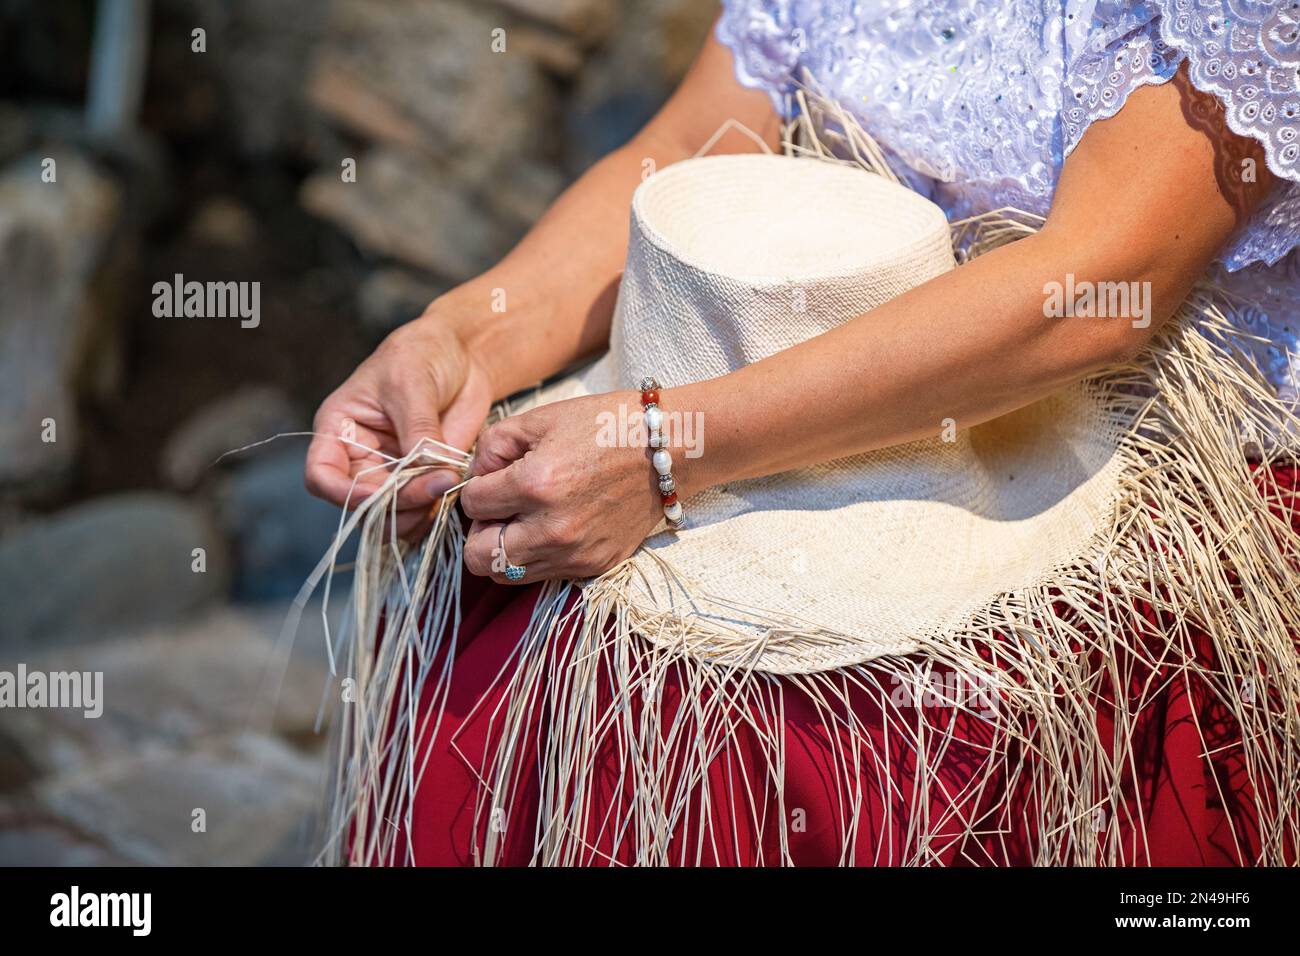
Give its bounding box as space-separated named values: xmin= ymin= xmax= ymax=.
xmin=0 ymin=492 xmax=229 ymax=653
xmin=0 ymin=730 xmax=38 ymax=794
xmin=309 ymin=0 xmax=554 ymax=169
xmin=566 ymin=0 xmax=717 ymax=171
xmin=160 ymin=384 xmax=302 ymax=489
xmin=486 ymin=160 xmax=566 ymax=231
xmin=0 ymin=604 xmax=330 ymax=779
xmin=0 ymin=102 xmax=30 ymax=164
xmin=301 ymin=145 xmax=507 ymax=281
xmin=356 ymin=267 xmax=447 ymax=335
xmin=491 ymin=0 xmax=619 ymax=44
xmin=0 ymin=800 xmax=130 ymax=866
xmin=305 ymin=56 xmax=437 ymax=155
xmin=37 ymin=732 xmax=322 ymax=865
xmin=510 ymin=26 xmax=587 ymax=77
xmin=215 ymin=445 xmax=358 ymax=601
xmin=161 ymin=0 xmax=329 ymax=155
xmin=0 ymin=150 xmax=121 ymax=489
xmin=184 ymin=195 xmax=259 ymax=248
xmin=243 ymin=592 xmax=347 ymax=669
xmin=0 ymin=823 xmax=130 ymax=866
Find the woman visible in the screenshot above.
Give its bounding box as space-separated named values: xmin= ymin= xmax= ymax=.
xmin=305 ymin=2 xmax=1300 ymax=865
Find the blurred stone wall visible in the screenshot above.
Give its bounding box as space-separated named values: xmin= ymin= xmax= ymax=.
xmin=178 ymin=0 xmax=718 ymax=321
xmin=0 ymin=0 xmax=717 ymax=865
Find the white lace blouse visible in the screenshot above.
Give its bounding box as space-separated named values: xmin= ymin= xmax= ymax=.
xmin=717 ymin=0 xmax=1300 ymax=400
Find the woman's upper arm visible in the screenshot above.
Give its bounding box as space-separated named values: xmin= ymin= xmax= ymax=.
xmin=1044 ymin=65 xmax=1278 ymax=304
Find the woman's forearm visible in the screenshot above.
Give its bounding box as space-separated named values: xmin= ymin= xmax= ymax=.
xmin=426 ymin=33 xmax=780 ymax=402
xmin=426 ymin=139 xmax=674 ymax=398
xmin=657 ymin=69 xmax=1272 ymax=499
xmin=666 ymin=230 xmax=1191 ymax=496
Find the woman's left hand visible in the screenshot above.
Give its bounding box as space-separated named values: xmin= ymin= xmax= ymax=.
xmin=459 ymin=392 xmax=676 ymax=583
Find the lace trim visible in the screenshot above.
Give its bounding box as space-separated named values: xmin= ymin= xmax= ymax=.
xmin=1153 ymin=0 xmax=1300 ymax=184
xmin=1063 ymin=1 xmax=1300 ymax=269
xmin=715 ymin=0 xmax=800 ymax=117
xmin=716 ymin=0 xmax=1300 ymax=269
xmin=1154 ymin=0 xmax=1300 ymax=269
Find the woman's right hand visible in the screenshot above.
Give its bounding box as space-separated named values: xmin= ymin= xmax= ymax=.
xmin=304 ymin=310 xmax=496 ymax=536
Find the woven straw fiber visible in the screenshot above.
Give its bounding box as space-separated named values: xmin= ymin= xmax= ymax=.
xmin=526 ymin=154 xmax=1126 ymax=674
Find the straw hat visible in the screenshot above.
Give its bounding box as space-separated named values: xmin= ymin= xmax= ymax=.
xmin=521 ymin=153 xmax=1126 ymax=674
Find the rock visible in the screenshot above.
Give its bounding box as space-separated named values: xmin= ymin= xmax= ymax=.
xmin=567 ymin=0 xmax=717 ymax=171
xmin=0 ymin=801 xmax=130 ymax=866
xmin=300 ymin=1 xmax=579 ymax=276
xmin=161 ymin=0 xmax=330 ymax=155
xmin=0 ymin=604 xmax=329 ymax=779
xmin=301 ymin=145 xmax=507 ymax=281
xmin=0 ymin=102 xmax=30 ymax=164
xmin=37 ymin=732 xmax=322 ymax=865
xmin=0 ymin=501 xmax=24 ymax=539
xmin=0 ymin=150 xmax=121 ymax=490
xmin=491 ymin=0 xmax=618 ymax=44
xmin=0 ymin=731 xmax=38 ymax=794
xmin=242 ymin=592 xmax=347 ymax=669
xmin=636 ymin=0 xmax=720 ymax=84
xmin=160 ymin=384 xmax=302 ymax=489
xmin=308 ymin=0 xmax=554 ymax=169
xmin=215 ymin=445 xmax=357 ymax=601
xmin=356 ymin=267 xmax=447 ymax=335
xmin=486 ymin=160 xmax=566 ymax=231
xmin=0 ymin=823 xmax=130 ymax=866
xmin=511 ymin=26 xmax=587 ymax=77
xmin=184 ymin=195 xmax=259 ymax=248
xmin=256 ymin=809 xmax=323 ymax=866
xmin=305 ymin=55 xmax=437 ymax=155
xmin=0 ymin=492 xmax=229 ymax=653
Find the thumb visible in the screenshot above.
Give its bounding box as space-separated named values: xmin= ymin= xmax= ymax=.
xmin=389 ymin=394 xmax=460 ymax=506
xmin=470 ymin=417 xmax=533 ymax=478
xmin=391 ymin=403 xmax=444 ymax=459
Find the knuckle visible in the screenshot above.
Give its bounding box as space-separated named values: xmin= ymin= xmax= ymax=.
xmin=547 ymin=515 xmax=582 ymax=549
xmin=405 ymin=411 xmax=440 ymax=435
xmin=463 ymin=546 xmax=489 ymax=577
xmin=477 ymin=424 xmax=505 ymax=456
xmin=469 ymin=426 xmax=505 ymax=475
xmin=524 ymin=460 xmax=558 ymax=503
xmin=380 ymin=323 xmax=417 ymax=352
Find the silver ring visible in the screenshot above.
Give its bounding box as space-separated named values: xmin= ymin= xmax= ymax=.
xmin=498 ymin=523 xmax=526 ymax=581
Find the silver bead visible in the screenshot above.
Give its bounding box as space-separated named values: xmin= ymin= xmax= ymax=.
xmin=638 ymin=376 xmax=660 ymax=392
xmin=658 ymin=475 xmax=675 ymax=494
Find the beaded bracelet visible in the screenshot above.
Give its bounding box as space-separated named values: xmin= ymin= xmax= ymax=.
xmin=639 ymin=376 xmax=684 ymax=527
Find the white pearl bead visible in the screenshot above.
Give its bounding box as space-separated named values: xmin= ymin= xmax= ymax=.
xmin=664 ymin=501 xmax=683 ymax=522
xmin=652 ymin=449 xmax=673 ymax=475
xmin=643 ymin=406 xmax=663 ymax=431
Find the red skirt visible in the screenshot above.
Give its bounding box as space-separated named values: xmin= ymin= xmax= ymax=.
xmin=383 ymin=465 xmax=1300 ymax=866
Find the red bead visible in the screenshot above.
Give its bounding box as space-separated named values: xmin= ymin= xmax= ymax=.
xmin=660 ymin=491 xmax=678 ymax=505
xmin=641 ymin=389 xmax=659 ymax=407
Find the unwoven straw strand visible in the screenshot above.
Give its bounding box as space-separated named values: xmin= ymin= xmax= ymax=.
xmin=308 ymin=83 xmax=1300 ymax=866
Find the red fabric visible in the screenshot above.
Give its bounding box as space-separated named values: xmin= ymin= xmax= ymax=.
xmin=383 ymin=465 xmax=1299 ymax=866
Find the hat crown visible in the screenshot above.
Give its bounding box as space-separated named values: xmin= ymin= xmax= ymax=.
xmin=608 ymin=153 xmax=954 ymax=390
